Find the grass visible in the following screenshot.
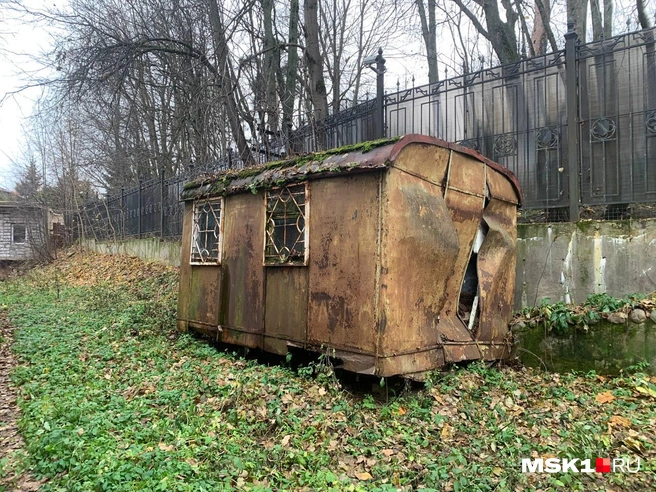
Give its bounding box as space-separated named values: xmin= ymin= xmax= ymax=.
xmin=0 ymin=252 xmax=654 ymax=491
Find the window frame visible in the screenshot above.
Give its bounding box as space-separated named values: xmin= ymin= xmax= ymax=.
xmin=11 ymin=224 xmax=26 ymax=244
xmin=263 ymin=183 xmax=309 ymax=266
xmin=190 ymin=197 xmax=224 ymax=266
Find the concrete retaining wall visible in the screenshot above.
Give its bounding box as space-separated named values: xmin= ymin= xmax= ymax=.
xmin=81 ymin=238 xmax=182 ymax=267
xmin=515 ymin=219 xmax=656 ymax=308
xmin=82 ymin=218 xmax=656 ymax=310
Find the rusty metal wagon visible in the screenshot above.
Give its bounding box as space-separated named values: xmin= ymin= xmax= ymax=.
xmin=177 ymin=134 xmax=522 ymax=377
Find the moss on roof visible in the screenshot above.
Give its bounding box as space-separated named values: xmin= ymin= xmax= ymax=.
xmin=181 ymin=136 xmax=400 ymax=201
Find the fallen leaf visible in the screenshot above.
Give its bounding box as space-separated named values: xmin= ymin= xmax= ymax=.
xmin=441 ymin=423 xmax=452 ymax=439
xmin=595 ymin=391 xmax=615 ymax=404
xmin=609 ymin=415 xmax=631 ymax=427
xmin=624 ymin=437 xmax=643 ymax=453
xmin=355 ymin=472 xmax=373 ymax=481
xmin=635 ymin=386 xmax=656 ymax=398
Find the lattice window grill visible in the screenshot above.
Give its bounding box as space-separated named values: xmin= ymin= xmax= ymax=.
xmin=191 ymin=198 xmax=222 ymax=264
xmin=265 ymin=184 xmax=307 ymax=265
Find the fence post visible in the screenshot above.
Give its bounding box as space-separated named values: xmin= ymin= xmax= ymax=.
xmin=138 ymin=180 xmax=142 ymax=238
xmin=160 ymin=172 xmax=165 ymax=239
xmin=565 ymin=20 xmax=580 ymax=222
xmin=120 ymin=187 xmax=125 ymax=240
xmin=375 ymin=48 xmax=386 ymax=139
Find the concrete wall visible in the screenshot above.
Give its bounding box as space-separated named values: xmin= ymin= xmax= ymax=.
xmin=82 ymin=238 xmax=182 ymax=267
xmin=515 ymin=219 xmax=656 ymax=308
xmin=83 ymin=218 xmax=656 ymax=310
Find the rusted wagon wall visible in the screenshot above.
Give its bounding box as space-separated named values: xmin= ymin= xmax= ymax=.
xmin=177 ymin=135 xmax=521 ymax=377
xmin=307 ymin=174 xmax=380 ymax=356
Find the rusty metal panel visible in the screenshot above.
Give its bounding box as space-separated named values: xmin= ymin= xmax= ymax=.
xmin=177 ymin=203 xmax=194 ymax=331
xmin=440 ymin=190 xmax=485 ymax=321
xmin=487 ymin=166 xmax=521 ymax=204
xmin=307 ymin=174 xmax=380 ymax=353
xmin=187 ymin=265 xmax=221 ymax=328
xmin=220 ymin=193 xmax=265 ymax=346
xmin=264 ymin=267 xmax=308 ymax=354
xmin=379 ymin=167 xmax=471 ymax=362
xmin=378 ymin=347 xmax=446 ymax=377
xmin=440 ymin=154 xmax=487 ymax=323
xmin=445 ymin=152 xmax=486 ymax=199
xmin=391 ymin=142 xmax=450 ymax=186
xmin=476 ymin=197 xmax=517 ymax=343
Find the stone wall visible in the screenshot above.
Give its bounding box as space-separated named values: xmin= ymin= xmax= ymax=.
xmin=82 ymin=218 xmax=656 ymax=310
xmin=515 ymin=219 xmax=656 ymax=308
xmin=81 ymin=238 xmax=182 ymax=267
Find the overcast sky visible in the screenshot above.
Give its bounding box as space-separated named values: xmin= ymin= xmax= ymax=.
xmin=0 ymin=0 xmax=49 ymax=190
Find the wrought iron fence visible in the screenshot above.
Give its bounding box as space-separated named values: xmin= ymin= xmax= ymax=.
xmin=76 ymin=156 xmax=243 ymax=241
xmin=290 ymin=25 xmax=656 ymax=221
xmin=77 ymin=25 xmax=656 ymax=241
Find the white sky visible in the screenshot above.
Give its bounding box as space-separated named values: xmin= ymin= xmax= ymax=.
xmin=0 ymin=1 xmax=644 ymax=191
xmin=0 ymin=0 xmax=49 ymax=190
xmin=0 ymin=1 xmax=430 ymax=192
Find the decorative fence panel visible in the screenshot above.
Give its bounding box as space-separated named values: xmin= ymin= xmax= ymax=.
xmin=77 ymin=26 xmax=656 ymax=242
xmin=578 ymin=30 xmax=656 ymax=206
xmin=385 ymin=50 xmax=570 ymax=209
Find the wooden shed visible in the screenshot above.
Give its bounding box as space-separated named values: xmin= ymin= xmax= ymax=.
xmin=177 ymin=134 xmax=522 ymax=377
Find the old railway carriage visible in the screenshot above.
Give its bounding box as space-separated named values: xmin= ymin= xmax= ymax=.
xmin=178 ymin=135 xmax=522 ymax=377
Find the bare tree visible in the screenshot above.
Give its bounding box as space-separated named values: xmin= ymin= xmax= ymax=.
xmin=637 ymin=0 xmax=652 ymax=29
xmin=303 ymin=0 xmax=329 ymax=146
xmin=416 ymin=0 xmax=440 ymax=84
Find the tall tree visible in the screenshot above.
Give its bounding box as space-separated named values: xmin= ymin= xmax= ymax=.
xmin=303 ymin=0 xmax=329 ymax=146
xmin=416 ymin=0 xmax=439 ymax=84
xmin=15 ymin=158 xmax=42 ymax=200
xmin=637 ymin=0 xmax=652 ymax=29
xmin=451 ymin=0 xmax=520 ymax=64
xmin=282 ymin=0 xmax=300 ymax=141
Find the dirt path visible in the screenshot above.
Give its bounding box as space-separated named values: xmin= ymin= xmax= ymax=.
xmin=0 ymin=312 xmax=42 ymax=492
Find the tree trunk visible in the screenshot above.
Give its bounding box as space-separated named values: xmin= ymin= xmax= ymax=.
xmin=482 ymin=0 xmax=519 ymax=64
xmin=283 ymin=0 xmax=300 ymax=140
xmin=303 ymin=0 xmax=329 ymax=148
xmin=637 ymin=0 xmax=652 ymax=29
xmin=567 ymin=0 xmax=588 ymax=41
xmin=591 ymin=0 xmax=603 ymax=40
xmin=261 ymin=0 xmax=279 ymax=135
xmin=206 ymin=0 xmax=254 ymax=165
xmin=532 ymin=0 xmax=552 ymax=55
xmin=603 ymin=0 xmax=613 ymax=40
xmin=416 ymin=0 xmax=439 ymax=84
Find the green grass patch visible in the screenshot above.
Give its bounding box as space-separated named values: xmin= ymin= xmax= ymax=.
xmin=0 ymin=260 xmax=654 ymax=491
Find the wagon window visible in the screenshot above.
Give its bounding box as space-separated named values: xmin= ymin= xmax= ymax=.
xmin=265 ymin=184 xmax=307 ymax=265
xmin=191 ymin=198 xmax=223 ymax=264
xmin=12 ymin=224 xmax=26 ymax=244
